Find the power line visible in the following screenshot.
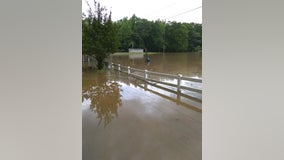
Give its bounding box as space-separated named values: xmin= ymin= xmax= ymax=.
xmin=145 ymin=2 xmax=177 ymax=17
xmin=167 ymin=6 xmax=202 ymax=20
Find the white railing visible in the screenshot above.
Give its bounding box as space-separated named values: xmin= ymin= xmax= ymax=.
xmin=111 ymin=63 xmax=202 ymax=100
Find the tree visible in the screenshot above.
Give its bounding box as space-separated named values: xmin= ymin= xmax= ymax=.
xmin=134 ymin=18 xmax=152 ymax=50
xmin=116 ymin=17 xmax=133 ymax=51
xmin=82 ymin=0 xmax=118 ymax=69
xmin=165 ymin=22 xmax=189 ymax=52
xmin=115 ymin=15 xmax=202 ymax=53
xmin=150 ymin=20 xmax=166 ymax=52
xmin=186 ymin=23 xmax=202 ymax=52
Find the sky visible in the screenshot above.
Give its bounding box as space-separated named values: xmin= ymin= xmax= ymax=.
xmin=82 ymin=0 xmax=202 ymax=23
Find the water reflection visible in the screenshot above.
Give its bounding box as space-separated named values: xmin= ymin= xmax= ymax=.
xmin=82 ymin=72 xmax=122 ymax=127
xmin=116 ymin=70 xmax=202 ymax=110
xmin=142 ymin=84 xmax=201 ymax=112
xmin=83 ymin=71 xmax=202 ymax=160
xmin=82 ymin=64 xmax=202 ymax=127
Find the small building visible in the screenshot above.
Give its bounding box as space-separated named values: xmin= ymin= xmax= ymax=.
xmin=128 ymin=48 xmax=144 ymax=53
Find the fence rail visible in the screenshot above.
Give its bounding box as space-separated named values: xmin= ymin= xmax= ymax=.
xmin=111 ymin=63 xmax=202 ymax=100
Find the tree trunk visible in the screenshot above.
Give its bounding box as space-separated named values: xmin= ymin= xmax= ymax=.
xmin=96 ymin=56 xmax=104 ymax=70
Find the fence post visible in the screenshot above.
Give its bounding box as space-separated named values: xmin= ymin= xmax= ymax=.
xmin=128 ymin=66 xmax=131 ymax=74
xmin=177 ymin=74 xmax=182 ymax=92
xmin=118 ymin=64 xmax=121 ymax=72
xmin=144 ymin=70 xmax=148 ymax=80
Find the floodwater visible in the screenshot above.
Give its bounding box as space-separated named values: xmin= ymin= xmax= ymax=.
xmin=110 ymin=52 xmax=202 ymax=101
xmin=110 ymin=52 xmax=202 ymax=78
xmin=82 ymin=52 xmax=202 ymax=160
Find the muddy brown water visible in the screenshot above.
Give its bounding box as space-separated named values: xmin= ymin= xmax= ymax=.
xmin=82 ymin=52 xmax=202 ymax=160
xmin=110 ymin=52 xmax=202 ymax=78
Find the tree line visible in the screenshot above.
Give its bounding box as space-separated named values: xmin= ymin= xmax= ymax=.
xmin=82 ymin=1 xmax=202 ymax=69
xmin=116 ymin=15 xmax=202 ymax=53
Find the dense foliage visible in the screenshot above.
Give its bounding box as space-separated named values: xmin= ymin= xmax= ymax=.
xmin=82 ymin=1 xmax=118 ymax=69
xmin=116 ymin=15 xmax=202 ymax=52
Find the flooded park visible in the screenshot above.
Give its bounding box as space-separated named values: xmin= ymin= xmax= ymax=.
xmin=82 ymin=52 xmax=202 ymax=160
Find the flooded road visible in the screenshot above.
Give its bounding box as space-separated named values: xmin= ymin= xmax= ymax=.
xmin=83 ymin=52 xmax=202 ymax=160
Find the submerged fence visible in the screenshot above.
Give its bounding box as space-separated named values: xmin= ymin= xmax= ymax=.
xmin=111 ymin=63 xmax=202 ymax=100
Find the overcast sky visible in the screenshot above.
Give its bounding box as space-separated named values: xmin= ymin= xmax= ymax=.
xmin=82 ymin=0 xmax=202 ymax=23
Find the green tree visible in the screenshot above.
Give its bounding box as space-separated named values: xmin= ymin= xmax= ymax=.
xmin=135 ymin=18 xmax=152 ymax=50
xmin=129 ymin=15 xmax=144 ymax=49
xmin=150 ymin=20 xmax=166 ymax=52
xmin=116 ymin=17 xmax=133 ymax=51
xmin=115 ymin=15 xmax=202 ymax=53
xmin=186 ymin=23 xmax=202 ymax=52
xmin=193 ymin=23 xmax=202 ymax=52
xmin=82 ymin=1 xmax=118 ymax=69
xmin=165 ymin=22 xmax=189 ymax=52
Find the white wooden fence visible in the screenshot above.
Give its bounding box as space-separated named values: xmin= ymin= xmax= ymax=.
xmin=111 ymin=63 xmax=202 ymax=100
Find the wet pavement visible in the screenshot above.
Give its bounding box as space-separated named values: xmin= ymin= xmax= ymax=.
xmin=82 ymin=70 xmax=201 ymax=160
